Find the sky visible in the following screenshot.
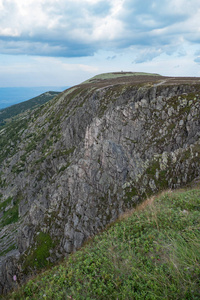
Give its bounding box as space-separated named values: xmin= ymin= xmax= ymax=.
xmin=0 ymin=0 xmax=200 ymax=87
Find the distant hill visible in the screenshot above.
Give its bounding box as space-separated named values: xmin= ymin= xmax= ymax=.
xmin=81 ymin=71 xmax=160 ymax=84
xmin=0 ymin=91 xmax=61 ymax=126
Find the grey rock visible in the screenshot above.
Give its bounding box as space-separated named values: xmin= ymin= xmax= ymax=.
xmin=1 ymin=77 xmax=200 ymax=294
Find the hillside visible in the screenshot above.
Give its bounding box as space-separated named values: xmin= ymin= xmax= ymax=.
xmin=0 ymin=91 xmax=61 ymax=126
xmin=81 ymin=71 xmax=160 ymax=84
xmin=5 ymin=186 xmax=200 ymax=299
xmin=0 ymin=72 xmax=200 ymax=294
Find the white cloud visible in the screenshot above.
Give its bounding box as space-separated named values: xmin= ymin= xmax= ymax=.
xmin=0 ymin=0 xmax=199 ymax=58
xmin=0 ymin=53 xmax=100 ymax=86
xmin=0 ymin=0 xmax=200 ymax=87
xmin=134 ymin=48 xmax=163 ymax=64
xmin=33 ymin=56 xmax=98 ymax=72
xmin=0 ymin=27 xmax=19 ymax=37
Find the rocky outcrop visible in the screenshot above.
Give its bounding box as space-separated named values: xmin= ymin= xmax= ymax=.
xmin=0 ymin=74 xmax=200 ymax=294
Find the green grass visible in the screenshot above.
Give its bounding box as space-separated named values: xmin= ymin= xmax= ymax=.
xmin=0 ymin=196 xmax=12 ymax=211
xmin=0 ymin=200 xmax=19 ymax=227
xmin=81 ymin=72 xmax=160 ymax=84
xmin=0 ymin=194 xmax=22 ymax=228
xmin=5 ymin=187 xmax=200 ymax=300
xmin=22 ymin=232 xmax=55 ymax=273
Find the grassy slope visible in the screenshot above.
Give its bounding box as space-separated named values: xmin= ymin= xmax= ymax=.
xmin=81 ymin=72 xmax=160 ymax=84
xmin=0 ymin=91 xmax=60 ymax=126
xmin=6 ymin=186 xmax=200 ymax=300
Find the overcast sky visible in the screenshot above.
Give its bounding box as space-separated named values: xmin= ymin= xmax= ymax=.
xmin=0 ymin=0 xmax=200 ymax=87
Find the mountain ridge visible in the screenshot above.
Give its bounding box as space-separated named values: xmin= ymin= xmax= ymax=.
xmin=0 ymin=91 xmax=62 ymax=126
xmin=81 ymin=71 xmax=161 ymax=84
xmin=0 ymin=72 xmax=200 ymax=294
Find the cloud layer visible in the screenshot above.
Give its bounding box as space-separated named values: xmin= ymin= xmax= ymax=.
xmin=0 ymin=0 xmax=200 ymax=88
xmin=0 ymin=0 xmax=199 ymax=60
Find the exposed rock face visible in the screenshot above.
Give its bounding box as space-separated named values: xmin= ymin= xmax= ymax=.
xmin=0 ymin=74 xmax=200 ymax=293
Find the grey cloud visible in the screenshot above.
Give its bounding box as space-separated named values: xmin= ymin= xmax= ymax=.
xmin=120 ymin=0 xmax=189 ymax=31
xmin=187 ymin=34 xmax=200 ymax=44
xmin=107 ymin=55 xmax=116 ymax=60
xmin=0 ymin=0 xmax=199 ymax=58
xmin=0 ymin=0 xmax=111 ymax=57
xmin=133 ymin=49 xmax=163 ymax=64
xmin=0 ymin=38 xmax=96 ymax=57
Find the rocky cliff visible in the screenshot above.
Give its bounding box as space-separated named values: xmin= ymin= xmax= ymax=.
xmin=0 ymin=72 xmax=200 ymax=294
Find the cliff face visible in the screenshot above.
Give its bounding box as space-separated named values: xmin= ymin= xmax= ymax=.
xmin=0 ymin=73 xmax=200 ymax=293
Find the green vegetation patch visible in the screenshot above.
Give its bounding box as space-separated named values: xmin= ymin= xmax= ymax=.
xmin=11 ymin=162 xmax=25 ymax=174
xmin=0 ymin=175 xmax=6 ymax=188
xmin=0 ymin=196 xmax=20 ymax=228
xmin=0 ymin=193 xmax=23 ymax=228
xmin=0 ymin=118 xmax=29 ymax=164
xmin=22 ymin=232 xmax=55 ymax=272
xmin=7 ymin=187 xmax=200 ymax=300
xmin=0 ymin=202 xmax=19 ymax=227
xmin=82 ymin=72 xmax=160 ymax=84
xmin=25 ymin=140 xmax=37 ymax=153
xmin=0 ymin=196 xmax=12 ymax=211
xmin=124 ymin=185 xmax=139 ymax=205
xmin=0 ymin=244 xmax=16 ymax=257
